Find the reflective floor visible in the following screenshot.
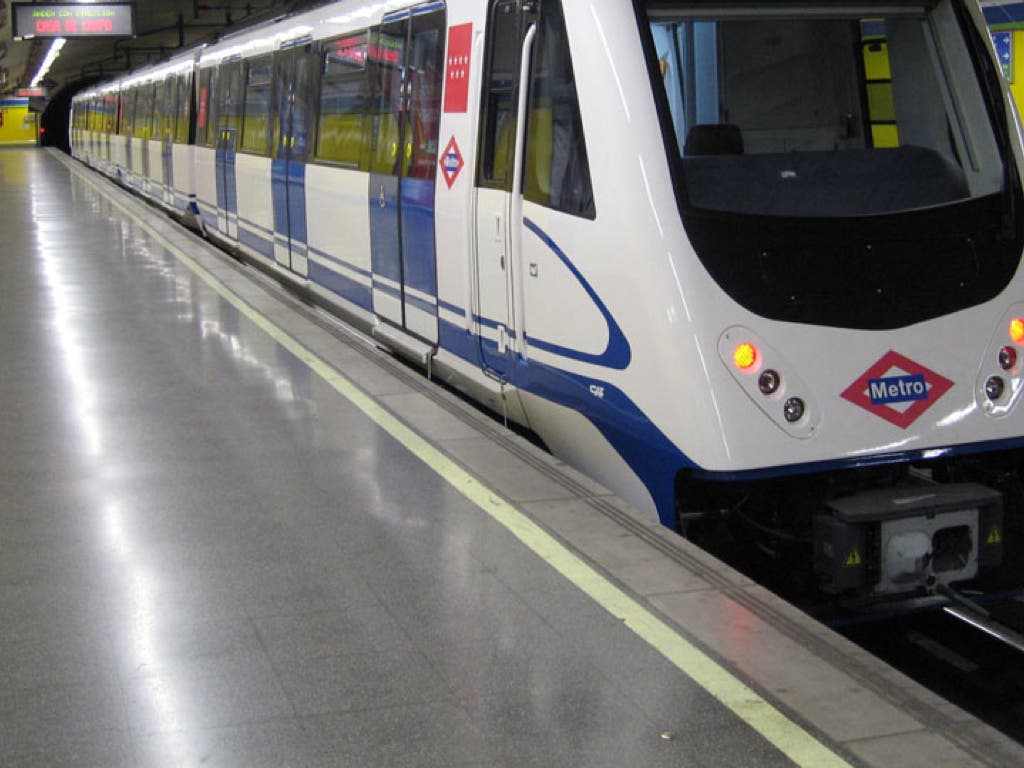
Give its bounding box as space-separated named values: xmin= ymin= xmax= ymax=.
xmin=0 ymin=149 xmax=796 ymax=766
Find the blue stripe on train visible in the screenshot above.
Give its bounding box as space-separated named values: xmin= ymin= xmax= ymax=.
xmin=271 ymin=159 xmax=308 ymax=260
xmin=239 ymin=224 xmax=273 ymax=259
xmin=437 ymin=313 xmax=687 ymax=527
xmin=400 ymin=177 xmax=438 ymax=299
xmin=310 ymin=260 xmax=372 ymax=310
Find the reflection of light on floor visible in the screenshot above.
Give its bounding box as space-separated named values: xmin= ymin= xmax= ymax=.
xmin=35 ymin=227 xmax=103 ymax=458
xmin=34 ymin=177 xmax=190 ymax=751
xmin=104 ymin=501 xmax=190 ymax=749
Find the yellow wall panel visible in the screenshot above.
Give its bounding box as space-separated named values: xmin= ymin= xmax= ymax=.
xmin=0 ymin=99 xmax=38 ymax=146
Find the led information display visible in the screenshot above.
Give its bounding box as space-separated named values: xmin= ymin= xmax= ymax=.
xmin=12 ymin=3 xmax=135 ymax=38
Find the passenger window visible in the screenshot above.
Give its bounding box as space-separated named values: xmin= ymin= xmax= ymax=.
xmin=271 ymin=45 xmax=315 ymax=161
xmin=478 ymin=0 xmax=522 ymax=188
xmin=121 ymin=88 xmax=135 ymax=137
xmin=175 ymin=72 xmax=192 ymax=144
xmin=315 ymin=34 xmax=369 ymax=166
xmin=406 ymin=12 xmax=445 ymax=181
xmin=196 ymin=68 xmax=213 ymax=146
xmin=136 ymin=84 xmax=155 ymax=139
xmin=218 ymin=62 xmax=245 ymax=136
xmin=241 ymin=56 xmax=272 ymax=154
xmin=107 ymin=94 xmax=118 ymax=135
xmin=524 ymin=0 xmax=595 ymax=218
xmin=367 ymin=26 xmax=406 ymax=175
xmin=158 ymin=77 xmax=176 ymax=139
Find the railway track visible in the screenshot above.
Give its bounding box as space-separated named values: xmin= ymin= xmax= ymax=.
xmin=837 ymin=596 xmax=1024 ymax=745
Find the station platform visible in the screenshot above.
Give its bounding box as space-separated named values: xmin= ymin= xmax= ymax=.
xmin=1 ymin=146 xmax=1020 ymax=767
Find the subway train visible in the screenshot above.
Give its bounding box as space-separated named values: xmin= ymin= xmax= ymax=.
xmin=71 ymin=0 xmax=1024 ymax=601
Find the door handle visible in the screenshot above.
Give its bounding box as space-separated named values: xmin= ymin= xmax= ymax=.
xmin=379 ymin=184 xmax=386 ymax=209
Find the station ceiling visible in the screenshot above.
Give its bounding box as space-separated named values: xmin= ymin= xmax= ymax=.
xmin=2 ymin=1 xmax=301 ymax=97
xmin=4 ymin=0 xmax=1022 ymax=99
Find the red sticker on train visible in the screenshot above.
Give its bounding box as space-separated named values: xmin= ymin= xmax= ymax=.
xmin=444 ymin=23 xmax=472 ymax=113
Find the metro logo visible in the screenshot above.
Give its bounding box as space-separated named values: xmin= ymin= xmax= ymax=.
xmin=841 ymin=351 xmax=953 ymax=429
xmin=868 ymin=374 xmax=928 ymax=405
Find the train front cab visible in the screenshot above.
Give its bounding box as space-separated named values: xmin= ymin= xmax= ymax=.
xmin=642 ymin=0 xmax=1024 ymax=600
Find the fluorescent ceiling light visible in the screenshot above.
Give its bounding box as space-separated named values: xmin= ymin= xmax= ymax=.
xmin=31 ymin=37 xmax=67 ymax=87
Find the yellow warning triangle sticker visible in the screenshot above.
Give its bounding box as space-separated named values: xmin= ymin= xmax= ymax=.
xmin=987 ymin=526 xmax=1002 ymax=545
xmin=844 ymin=548 xmax=863 ymax=567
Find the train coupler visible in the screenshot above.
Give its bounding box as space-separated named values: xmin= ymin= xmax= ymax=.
xmin=813 ymin=483 xmax=1004 ymax=596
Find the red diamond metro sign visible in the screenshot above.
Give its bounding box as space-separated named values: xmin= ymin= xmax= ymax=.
xmin=440 ymin=135 xmax=464 ymax=189
xmin=840 ymin=350 xmax=954 ymax=429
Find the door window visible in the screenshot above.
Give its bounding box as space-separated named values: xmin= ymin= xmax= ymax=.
xmin=478 ymin=0 xmax=525 ymax=188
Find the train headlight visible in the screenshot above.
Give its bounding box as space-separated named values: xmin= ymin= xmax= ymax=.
xmin=719 ymin=326 xmax=819 ymax=438
xmin=733 ymin=343 xmax=758 ymax=371
xmin=977 ymin=306 xmax=1024 ymax=417
xmin=1011 ymin=317 xmax=1024 ymax=345
xmin=783 ymin=397 xmax=805 ymax=423
xmin=999 ymin=346 xmax=1017 ymax=371
xmin=758 ymin=369 xmax=781 ymax=395
xmin=985 ymin=376 xmax=1005 ymax=401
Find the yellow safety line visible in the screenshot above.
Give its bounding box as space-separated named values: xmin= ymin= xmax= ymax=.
xmin=65 ymin=156 xmax=855 ymax=768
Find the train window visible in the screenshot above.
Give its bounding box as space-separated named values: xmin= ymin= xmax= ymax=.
xmin=648 ymin=3 xmax=1005 ymax=217
xmin=367 ymin=28 xmax=407 ymax=175
xmin=316 ymin=33 xmax=369 ymax=166
xmin=114 ymin=94 xmax=121 ymax=135
xmin=271 ymin=45 xmax=315 ymax=161
xmin=147 ymin=83 xmax=159 ymax=139
xmin=100 ymin=94 xmax=114 ymax=135
xmin=217 ymin=61 xmax=245 ymax=137
xmin=175 ymin=72 xmax=192 ymax=145
xmin=646 ymin=1 xmax=1022 ymax=330
xmin=478 ymin=0 xmax=522 ymax=188
xmin=405 ymin=13 xmax=444 ymax=181
xmin=523 ymin=0 xmax=595 ymax=218
xmin=136 ymin=84 xmax=155 ymax=139
xmin=196 ymin=68 xmax=214 ymax=147
xmin=121 ymin=88 xmax=135 ymax=137
xmin=159 ymin=76 xmax=176 ymax=140
xmin=241 ymin=56 xmax=272 ymax=154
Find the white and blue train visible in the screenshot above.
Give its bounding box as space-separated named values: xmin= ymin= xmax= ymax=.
xmin=72 ymin=0 xmax=1024 ymax=600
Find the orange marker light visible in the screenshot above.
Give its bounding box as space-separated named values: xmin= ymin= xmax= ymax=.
xmin=1012 ymin=318 xmax=1024 ymax=345
xmin=733 ymin=343 xmax=758 ymax=371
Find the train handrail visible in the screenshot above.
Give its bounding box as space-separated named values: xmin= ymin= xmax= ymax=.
xmin=510 ymin=22 xmax=537 ymax=362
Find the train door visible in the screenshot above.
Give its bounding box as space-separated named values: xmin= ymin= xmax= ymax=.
xmin=367 ymin=6 xmax=446 ymax=343
xmin=475 ymin=0 xmax=536 ymax=378
xmin=214 ymin=61 xmax=243 ymax=239
xmin=271 ymin=44 xmax=315 ymax=278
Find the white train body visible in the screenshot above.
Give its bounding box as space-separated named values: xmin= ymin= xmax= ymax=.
xmin=71 ymin=0 xmax=1024 ymax=597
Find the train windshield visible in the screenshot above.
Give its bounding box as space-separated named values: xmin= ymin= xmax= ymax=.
xmin=644 ymin=1 xmax=1024 ymax=329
